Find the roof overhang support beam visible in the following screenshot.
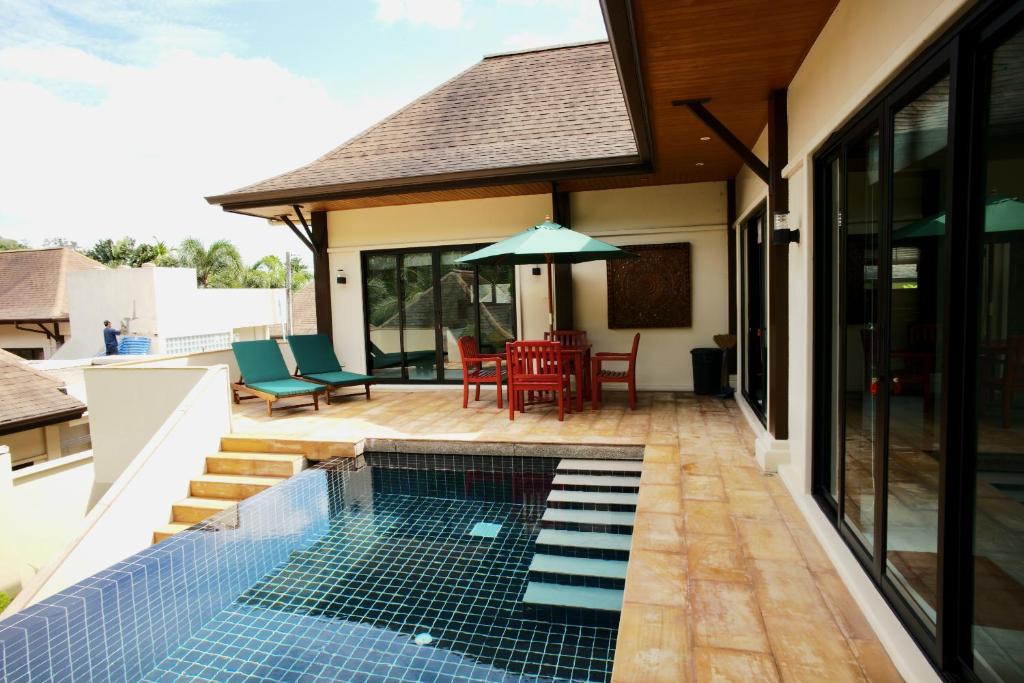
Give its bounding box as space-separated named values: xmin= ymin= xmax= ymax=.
xmin=280 ymin=215 xmax=315 ymax=253
xmin=292 ymin=205 xmax=314 ymax=243
xmin=14 ymin=321 xmax=64 ymax=345
xmin=672 ymin=99 xmax=770 ymax=184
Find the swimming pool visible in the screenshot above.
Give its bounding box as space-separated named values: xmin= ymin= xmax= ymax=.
xmin=0 ymin=450 xmax=640 ymax=682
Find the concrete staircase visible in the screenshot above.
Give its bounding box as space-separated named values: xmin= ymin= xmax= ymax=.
xmin=522 ymin=458 xmax=641 ymax=615
xmin=153 ymin=448 xmax=306 ymax=543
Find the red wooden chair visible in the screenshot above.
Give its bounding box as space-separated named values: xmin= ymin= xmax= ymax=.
xmin=506 ymin=340 xmax=572 ymax=421
xmin=591 ymin=333 xmax=641 ymax=410
xmin=545 ymin=329 xmax=591 ymax=408
xmin=457 ymin=336 xmax=505 ymax=409
xmin=546 ymin=330 xmax=589 ymax=347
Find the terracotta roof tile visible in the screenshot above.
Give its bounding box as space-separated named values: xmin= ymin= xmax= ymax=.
xmin=211 ymin=42 xmax=637 ymax=203
xmin=0 ymin=349 xmax=86 ymax=431
xmin=0 ymin=248 xmax=106 ymax=322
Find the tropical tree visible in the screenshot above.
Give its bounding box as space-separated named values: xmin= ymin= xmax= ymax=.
xmin=175 ymin=237 xmax=245 ymax=288
xmin=243 ymin=255 xmax=312 ymax=291
xmin=85 ymin=237 xmax=171 ymax=267
xmin=0 ymin=236 xmax=27 ymax=251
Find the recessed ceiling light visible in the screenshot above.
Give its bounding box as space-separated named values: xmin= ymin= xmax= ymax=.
xmin=695 ymin=162 xmax=705 ymax=166
xmin=699 ymin=136 xmax=711 ymax=141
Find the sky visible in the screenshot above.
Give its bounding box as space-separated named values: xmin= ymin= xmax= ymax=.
xmin=0 ymin=0 xmax=607 ymax=263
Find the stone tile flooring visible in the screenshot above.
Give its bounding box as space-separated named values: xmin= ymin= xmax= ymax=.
xmin=232 ymin=389 xmax=903 ymax=681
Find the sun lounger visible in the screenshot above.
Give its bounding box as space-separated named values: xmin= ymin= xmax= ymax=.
xmin=231 ymin=340 xmax=325 ymax=416
xmin=287 ymin=334 xmax=374 ymax=404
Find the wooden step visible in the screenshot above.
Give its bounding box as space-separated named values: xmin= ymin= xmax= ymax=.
xmin=206 ymin=452 xmax=305 ymax=477
xmin=190 ymin=473 xmax=284 ymax=501
xmin=522 ymin=582 xmax=623 ymax=612
xmin=153 ymin=523 xmax=192 ymax=543
xmin=557 ymin=459 xmax=643 ymax=475
xmin=172 ymin=497 xmax=236 ymax=524
xmin=551 ymin=474 xmax=641 ymax=491
xmin=546 ymin=489 xmax=638 ymax=511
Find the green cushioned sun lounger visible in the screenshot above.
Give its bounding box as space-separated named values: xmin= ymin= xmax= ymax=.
xmin=287 ymin=334 xmax=374 ymax=404
xmin=231 ymin=340 xmax=325 ymax=415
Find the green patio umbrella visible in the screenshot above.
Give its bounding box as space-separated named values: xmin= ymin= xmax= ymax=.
xmin=457 ymin=217 xmax=635 ymax=334
xmin=894 ymin=197 xmax=1024 ymax=239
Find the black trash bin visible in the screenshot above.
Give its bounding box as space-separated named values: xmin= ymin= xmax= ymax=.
xmin=691 ymin=347 xmax=724 ymax=395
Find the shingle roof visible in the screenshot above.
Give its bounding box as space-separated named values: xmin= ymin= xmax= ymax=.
xmin=208 ymin=41 xmax=637 ymax=206
xmin=0 ymin=349 xmax=86 ymax=433
xmin=0 ymin=248 xmax=106 ymax=322
xmin=290 ymin=283 xmax=317 ymax=335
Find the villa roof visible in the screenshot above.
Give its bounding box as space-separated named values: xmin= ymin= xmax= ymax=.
xmin=0 ymin=349 xmax=87 ymax=435
xmin=207 ymin=41 xmax=639 ymax=212
xmin=290 ymin=283 xmax=317 ymax=335
xmin=0 ymin=247 xmax=106 ymax=323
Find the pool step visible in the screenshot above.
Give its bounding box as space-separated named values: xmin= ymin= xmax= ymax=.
xmin=556 ymin=459 xmax=643 ymax=476
xmin=171 ymin=497 xmax=236 ymax=524
xmin=551 ymin=474 xmax=641 ymax=492
xmin=206 ymin=452 xmax=305 ymax=477
xmin=153 ymin=523 xmax=193 ymax=543
xmin=528 ymin=554 xmax=628 ymax=590
xmin=522 ymin=582 xmax=624 ymax=612
xmin=153 ymin=444 xmax=306 ymax=544
xmin=535 ymin=528 xmax=632 ymax=561
xmin=540 ymin=508 xmax=635 ymax=533
xmin=190 ymin=473 xmax=287 ymax=501
xmin=546 ymin=489 xmax=638 ymax=511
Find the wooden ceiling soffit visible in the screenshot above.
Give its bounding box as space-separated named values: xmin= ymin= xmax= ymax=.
xmin=673 ymin=99 xmax=769 ymax=183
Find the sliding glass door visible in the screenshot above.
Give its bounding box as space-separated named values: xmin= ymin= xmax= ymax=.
xmin=813 ymin=3 xmax=1024 ymax=678
xmin=362 ymin=245 xmax=516 ymax=382
xmin=740 ymin=204 xmax=768 ymax=423
xmin=969 ymin=20 xmax=1024 ymax=682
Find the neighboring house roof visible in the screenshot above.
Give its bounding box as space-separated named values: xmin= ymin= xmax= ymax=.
xmin=207 ymin=41 xmax=638 ymax=209
xmin=290 ymin=283 xmax=317 ymax=335
xmin=0 ymin=248 xmax=106 ymax=323
xmin=0 ymin=349 xmax=87 ymax=435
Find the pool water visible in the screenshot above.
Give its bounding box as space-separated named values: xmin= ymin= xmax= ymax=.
xmin=145 ymin=454 xmax=618 ymax=682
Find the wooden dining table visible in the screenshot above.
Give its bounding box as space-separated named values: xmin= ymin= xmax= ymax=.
xmin=559 ymin=343 xmax=592 ymax=411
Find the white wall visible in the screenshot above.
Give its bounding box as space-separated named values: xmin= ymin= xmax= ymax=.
xmin=0 ymin=449 xmax=95 ymax=594
xmin=84 ymin=365 xmax=210 ymax=488
xmin=571 ymin=183 xmax=728 ymax=390
xmin=10 ymin=364 xmax=232 ymax=608
xmin=58 ymin=265 xmax=285 ymax=359
xmin=325 ymin=185 xmax=728 ymax=389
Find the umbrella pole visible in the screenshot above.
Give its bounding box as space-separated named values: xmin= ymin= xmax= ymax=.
xmin=546 ymin=254 xmax=555 ymax=336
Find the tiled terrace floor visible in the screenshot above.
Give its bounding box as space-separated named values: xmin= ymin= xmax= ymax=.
xmin=232 ymin=389 xmax=903 ymax=682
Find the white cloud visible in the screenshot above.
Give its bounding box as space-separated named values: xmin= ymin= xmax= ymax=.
xmin=374 ymin=0 xmax=467 ymax=30
xmin=0 ymin=45 xmax=405 ymax=261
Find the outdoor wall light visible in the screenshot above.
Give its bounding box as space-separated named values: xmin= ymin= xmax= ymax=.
xmin=336 ymin=269 xmax=347 ymax=284
xmin=771 ymin=212 xmax=801 ymax=245
xmin=531 ymin=266 xmax=542 ymax=276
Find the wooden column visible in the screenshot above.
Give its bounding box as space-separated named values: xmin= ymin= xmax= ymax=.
xmin=311 ymin=210 xmax=333 ymax=341
xmin=767 ymin=89 xmax=789 ymax=440
xmin=552 ymin=188 xmax=574 ymax=330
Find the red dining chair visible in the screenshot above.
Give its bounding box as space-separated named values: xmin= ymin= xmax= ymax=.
xmin=544 ymin=329 xmax=590 ymax=409
xmin=506 ymin=340 xmax=572 ymax=421
xmin=591 ymin=333 xmax=641 ymax=410
xmin=457 ymin=336 xmax=505 ymax=409
xmin=546 ymin=330 xmax=589 ymax=347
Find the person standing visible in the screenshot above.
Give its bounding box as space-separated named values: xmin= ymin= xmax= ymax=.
xmin=103 ymin=320 xmax=121 ymax=355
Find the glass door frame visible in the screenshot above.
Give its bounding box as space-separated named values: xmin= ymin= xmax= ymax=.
xmin=740 ymin=201 xmax=768 ymax=425
xmin=811 ymin=1 xmax=1024 ymax=677
xmin=360 ymin=243 xmax=518 ymax=384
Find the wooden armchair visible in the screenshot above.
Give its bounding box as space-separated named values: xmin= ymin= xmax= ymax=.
xmin=457 ymin=336 xmax=505 ymax=409
xmin=591 ymin=333 xmax=641 ymax=410
xmin=506 ymin=340 xmax=572 ymax=421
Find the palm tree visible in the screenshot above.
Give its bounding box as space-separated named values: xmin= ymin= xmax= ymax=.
xmin=243 ymin=255 xmax=312 ymax=291
xmin=176 ymin=237 xmax=244 ymax=288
